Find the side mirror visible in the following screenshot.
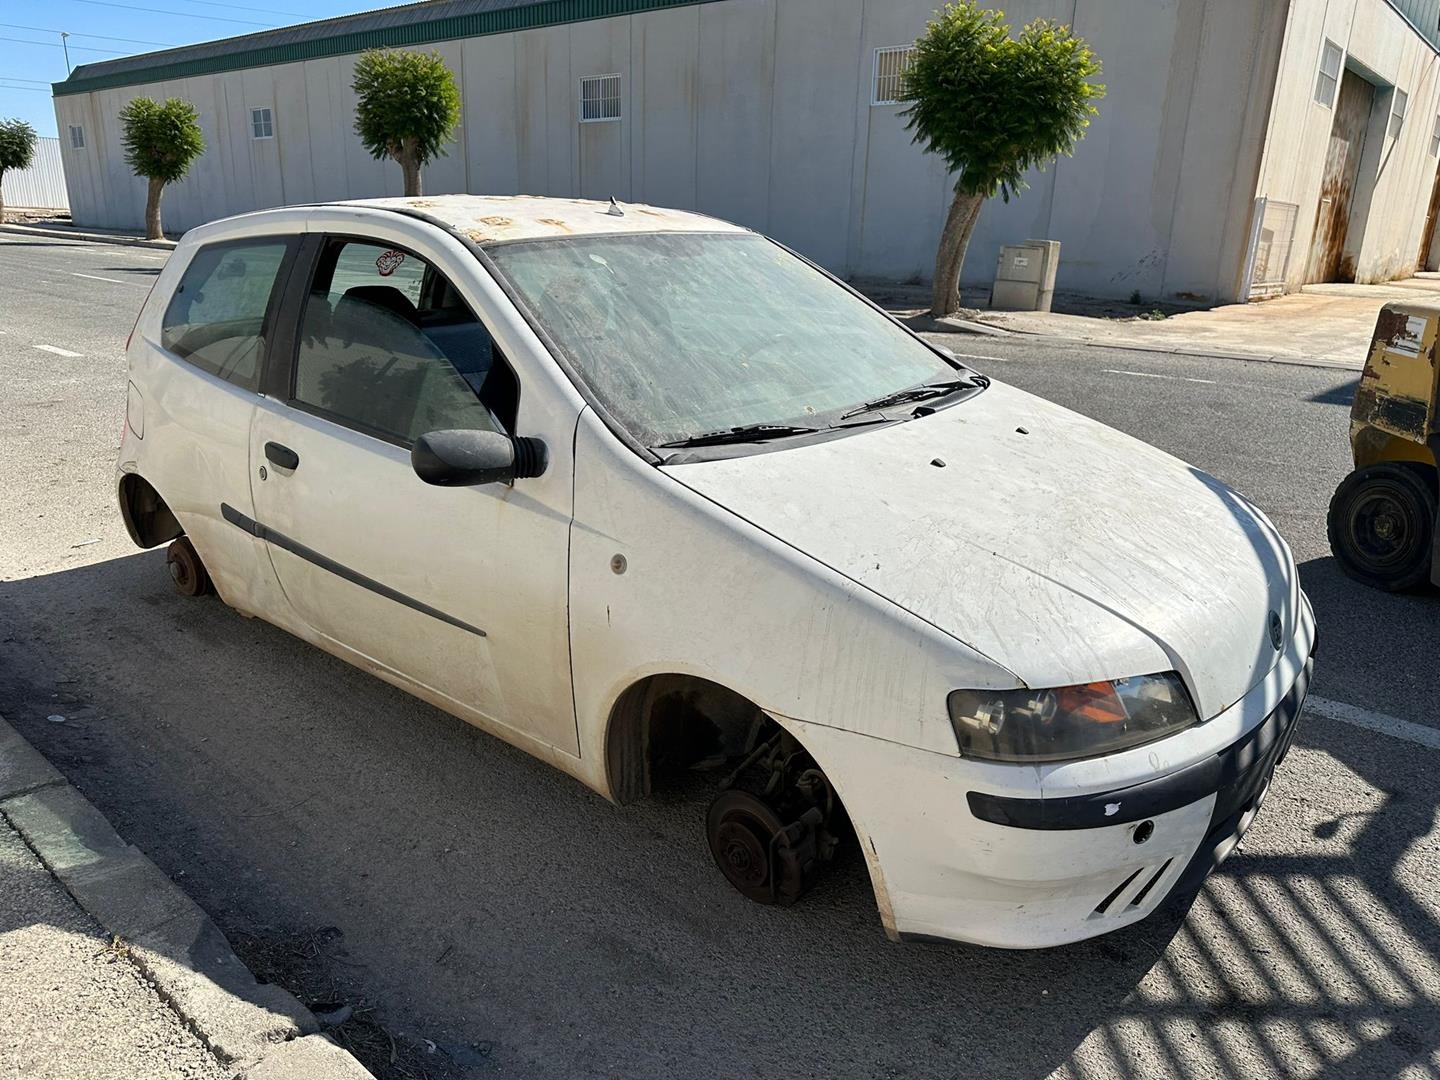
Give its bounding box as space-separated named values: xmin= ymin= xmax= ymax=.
xmin=411 ymin=429 xmax=548 ymax=487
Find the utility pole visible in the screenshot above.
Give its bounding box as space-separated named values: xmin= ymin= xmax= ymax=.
xmin=60 ymin=32 xmax=71 ymax=74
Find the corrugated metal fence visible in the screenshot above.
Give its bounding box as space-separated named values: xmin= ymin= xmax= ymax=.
xmin=1 ymin=137 xmax=69 ymax=211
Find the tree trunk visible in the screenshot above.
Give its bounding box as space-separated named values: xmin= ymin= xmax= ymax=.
xmin=398 ymin=138 xmax=422 ymax=197
xmin=144 ymin=176 xmax=164 ymax=241
xmin=930 ymin=188 xmax=985 ymax=318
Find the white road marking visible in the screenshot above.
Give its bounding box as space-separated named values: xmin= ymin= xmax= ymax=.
xmin=32 ymin=344 xmax=82 ymax=357
xmin=70 ymin=271 xmax=128 ymax=284
xmin=1103 ymin=368 xmax=1218 ymax=385
xmin=1306 ymin=695 xmax=1440 ymax=752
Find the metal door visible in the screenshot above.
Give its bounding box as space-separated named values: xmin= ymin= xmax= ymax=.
xmin=1306 ymin=71 xmax=1375 ymax=284
xmin=1418 ymin=167 xmax=1440 ymax=270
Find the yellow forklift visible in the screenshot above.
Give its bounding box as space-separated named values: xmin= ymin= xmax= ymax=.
xmin=1328 ymin=302 xmax=1440 ymax=591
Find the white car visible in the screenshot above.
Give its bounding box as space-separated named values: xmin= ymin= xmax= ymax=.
xmin=117 ymin=195 xmax=1314 ymax=949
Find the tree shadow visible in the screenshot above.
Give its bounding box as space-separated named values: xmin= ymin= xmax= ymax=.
xmin=0 ymin=551 xmax=1435 ymax=1078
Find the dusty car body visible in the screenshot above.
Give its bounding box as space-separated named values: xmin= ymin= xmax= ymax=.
xmin=118 ymin=195 xmax=1315 ymax=948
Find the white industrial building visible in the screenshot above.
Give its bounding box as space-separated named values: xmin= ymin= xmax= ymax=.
xmin=0 ymin=136 xmax=69 ymax=211
xmin=49 ymin=0 xmax=1440 ymax=303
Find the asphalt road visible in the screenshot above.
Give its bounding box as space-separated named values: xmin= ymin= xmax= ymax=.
xmin=1 ymin=234 xmax=1437 ymax=1080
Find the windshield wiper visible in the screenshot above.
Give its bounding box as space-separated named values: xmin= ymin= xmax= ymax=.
xmin=654 ymin=423 xmax=821 ymax=449
xmin=839 ymin=378 xmax=980 ymax=421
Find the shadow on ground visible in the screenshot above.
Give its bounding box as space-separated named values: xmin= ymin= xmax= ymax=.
xmin=0 ymin=551 xmax=1436 ymax=1078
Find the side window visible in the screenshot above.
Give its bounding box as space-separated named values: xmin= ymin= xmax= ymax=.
xmin=161 ymin=240 xmax=289 ymax=391
xmin=291 ymin=239 xmax=519 ymax=445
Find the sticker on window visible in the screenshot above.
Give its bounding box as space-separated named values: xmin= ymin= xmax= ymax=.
xmin=375 ymin=250 xmax=406 ymax=277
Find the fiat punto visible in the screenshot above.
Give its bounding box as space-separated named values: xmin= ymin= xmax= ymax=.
xmin=117 ymin=195 xmax=1314 ymax=948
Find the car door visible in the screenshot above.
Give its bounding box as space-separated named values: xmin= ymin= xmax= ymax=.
xmin=245 ymin=228 xmax=581 ymax=756
xmin=142 ymin=234 xmax=298 ymax=615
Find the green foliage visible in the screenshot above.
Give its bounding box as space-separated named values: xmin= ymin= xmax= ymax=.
xmin=0 ymin=118 xmax=38 ymax=174
xmin=902 ymin=2 xmax=1105 ymax=201
xmin=352 ymin=49 xmax=461 ymax=166
xmin=118 ymin=97 xmax=205 ymax=183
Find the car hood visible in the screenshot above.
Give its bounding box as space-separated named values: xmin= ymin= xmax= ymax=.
xmin=663 ymin=380 xmax=1298 ymax=720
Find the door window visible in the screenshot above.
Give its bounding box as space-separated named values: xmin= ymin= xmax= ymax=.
xmin=161 ymin=239 xmax=290 ymax=391
xmin=291 ymin=239 xmax=518 ymax=445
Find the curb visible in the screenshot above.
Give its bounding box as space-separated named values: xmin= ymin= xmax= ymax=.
xmin=0 ymin=716 xmax=373 ymax=1080
xmin=0 ymin=222 xmax=177 ymax=250
xmin=923 ymin=321 xmax=1366 ymax=372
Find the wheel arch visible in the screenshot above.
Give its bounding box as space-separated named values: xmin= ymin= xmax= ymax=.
xmin=117 ymin=473 xmax=182 ymax=549
xmin=600 ymin=672 xmax=900 ymax=939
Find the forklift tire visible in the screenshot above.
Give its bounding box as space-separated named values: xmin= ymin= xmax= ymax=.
xmin=1327 ymin=463 xmax=1437 ymax=592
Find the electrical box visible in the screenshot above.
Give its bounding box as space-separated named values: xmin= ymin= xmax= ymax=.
xmin=991 ymin=240 xmax=1061 ymax=312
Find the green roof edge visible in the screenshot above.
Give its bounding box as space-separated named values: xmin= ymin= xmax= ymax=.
xmin=52 ymin=0 xmax=712 ymax=96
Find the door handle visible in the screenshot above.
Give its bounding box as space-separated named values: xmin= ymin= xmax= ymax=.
xmin=264 ymin=442 xmax=300 ymax=470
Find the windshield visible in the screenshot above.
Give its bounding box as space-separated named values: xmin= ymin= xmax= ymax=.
xmin=485 ymin=232 xmax=962 ymax=447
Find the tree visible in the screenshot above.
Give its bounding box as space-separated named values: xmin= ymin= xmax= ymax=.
xmin=0 ymin=118 xmax=38 ymax=223
xmin=352 ymin=49 xmax=461 ymax=197
xmin=118 ymin=97 xmax=205 ymax=240
xmin=902 ymin=3 xmax=1105 ymax=317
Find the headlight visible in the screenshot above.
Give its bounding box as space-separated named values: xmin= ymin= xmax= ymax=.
xmin=947 ymin=673 xmax=1199 ymax=763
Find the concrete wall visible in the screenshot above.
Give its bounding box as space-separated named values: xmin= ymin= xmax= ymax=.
xmin=1 ymin=136 xmax=68 ymax=211
xmin=54 ymin=0 xmax=1288 ymax=301
xmin=1255 ymin=0 xmax=1440 ymax=288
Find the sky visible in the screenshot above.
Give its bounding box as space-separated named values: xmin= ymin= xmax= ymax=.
xmin=0 ymin=0 xmax=380 ymax=138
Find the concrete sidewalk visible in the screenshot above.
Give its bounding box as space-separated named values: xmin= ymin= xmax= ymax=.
xmin=0 ymin=220 xmax=177 ymax=250
xmin=0 ymin=718 xmax=372 ymax=1080
xmin=881 ymin=274 xmax=1440 ymax=369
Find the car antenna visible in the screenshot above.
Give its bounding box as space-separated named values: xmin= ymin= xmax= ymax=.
xmin=607 ymin=196 xmax=625 ymax=218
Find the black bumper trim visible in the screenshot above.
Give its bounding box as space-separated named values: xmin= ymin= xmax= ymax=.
xmin=966 ymin=659 xmax=1311 ymax=832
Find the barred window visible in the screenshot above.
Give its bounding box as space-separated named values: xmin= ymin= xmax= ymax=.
xmin=873 ymin=45 xmax=916 ymax=106
xmin=579 ymin=74 xmax=622 ymax=123
xmin=1315 ymin=40 xmax=1343 ymax=108
xmin=68 ymin=124 xmax=84 ymax=149
xmin=1389 ymin=88 xmax=1408 ymax=139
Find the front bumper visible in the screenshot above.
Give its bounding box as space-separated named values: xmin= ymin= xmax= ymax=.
xmin=784 ymin=606 xmax=1315 ymax=949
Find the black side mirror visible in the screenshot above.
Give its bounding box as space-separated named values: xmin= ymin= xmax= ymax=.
xmin=411 ymin=429 xmax=548 ymax=487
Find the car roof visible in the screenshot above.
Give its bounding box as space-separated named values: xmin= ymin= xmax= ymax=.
xmin=335 ymin=194 xmax=748 ymax=245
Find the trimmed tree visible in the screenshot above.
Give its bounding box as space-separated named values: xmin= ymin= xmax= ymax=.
xmin=0 ymin=118 xmax=39 ymax=222
xmin=118 ymin=97 xmax=205 ymax=240
xmin=352 ymin=49 xmax=461 ymax=197
xmin=902 ymin=3 xmax=1105 ymax=317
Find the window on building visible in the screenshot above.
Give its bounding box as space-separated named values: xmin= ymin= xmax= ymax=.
xmin=579 ymin=74 xmax=622 ymax=122
xmin=250 ymin=107 xmax=274 ymax=139
xmin=1315 ymin=39 xmax=1343 ymax=108
xmin=291 ymin=239 xmax=518 ymax=443
xmin=873 ymin=45 xmax=917 ymax=106
xmin=1390 ymin=88 xmax=1408 ymax=138
xmin=1430 ymin=114 xmax=1440 ymax=156
xmin=161 ymin=239 xmax=291 ymax=392
xmin=68 ymin=124 xmax=84 ymax=149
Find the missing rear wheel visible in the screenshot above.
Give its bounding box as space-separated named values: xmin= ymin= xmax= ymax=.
xmin=166 ymin=536 xmax=213 ymax=598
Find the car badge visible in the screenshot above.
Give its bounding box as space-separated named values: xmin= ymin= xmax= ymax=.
xmin=1268 ymin=610 xmax=1284 ymax=652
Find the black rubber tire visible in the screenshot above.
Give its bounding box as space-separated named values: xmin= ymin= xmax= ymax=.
xmin=166 ymin=536 xmax=213 ymax=597
xmin=706 ymin=790 xmax=811 ymax=907
xmin=1326 ymin=463 xmax=1437 ymax=592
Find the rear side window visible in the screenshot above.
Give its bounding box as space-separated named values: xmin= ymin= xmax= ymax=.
xmin=161 ymin=240 xmax=289 ymax=391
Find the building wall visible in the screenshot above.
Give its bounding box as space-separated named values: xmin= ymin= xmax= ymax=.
xmin=1 ymin=136 xmax=68 ymax=210
xmin=54 ymin=0 xmax=1285 ymax=301
xmin=1255 ymin=0 xmax=1440 ymax=289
